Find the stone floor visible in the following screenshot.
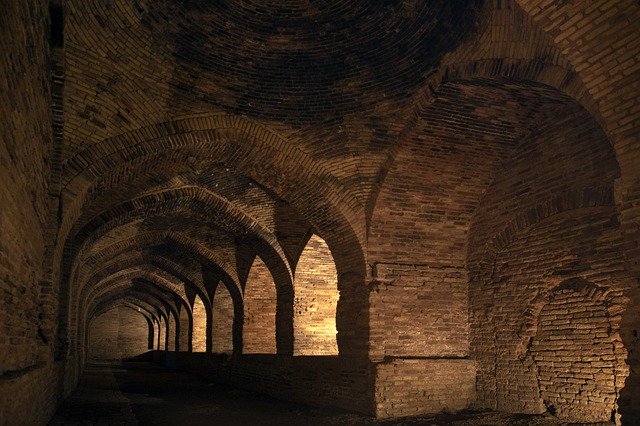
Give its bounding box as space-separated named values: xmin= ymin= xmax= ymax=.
xmin=49 ymin=362 xmax=612 ymax=425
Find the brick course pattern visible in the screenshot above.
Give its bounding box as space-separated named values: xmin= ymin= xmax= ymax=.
xmin=192 ymin=295 xmax=208 ymax=353
xmin=243 ymin=256 xmax=277 ymax=354
xmin=293 ymin=235 xmax=339 ymax=356
xmin=88 ymin=306 xmax=149 ymax=360
xmin=1 ymin=0 xmax=639 ymax=424
xmin=212 ymin=283 xmax=234 ymax=354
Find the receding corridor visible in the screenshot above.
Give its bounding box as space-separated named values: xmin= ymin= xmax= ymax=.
xmin=3 ymin=1 xmax=640 ymax=424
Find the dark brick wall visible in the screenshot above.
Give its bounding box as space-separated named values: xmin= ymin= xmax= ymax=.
xmin=0 ymin=0 xmax=55 ymax=424
xmin=212 ymin=283 xmax=234 ymax=354
xmin=88 ymin=306 xmax=150 ymax=360
xmin=375 ymin=359 xmax=476 ymax=418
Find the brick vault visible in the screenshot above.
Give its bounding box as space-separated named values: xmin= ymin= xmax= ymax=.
xmin=1 ymin=0 xmax=639 ymax=424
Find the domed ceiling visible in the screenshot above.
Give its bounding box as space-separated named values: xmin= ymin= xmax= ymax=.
xmin=142 ymin=0 xmax=484 ymax=122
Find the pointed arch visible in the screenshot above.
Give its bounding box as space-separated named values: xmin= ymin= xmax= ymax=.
xmin=243 ymin=256 xmax=277 ymax=354
xmin=178 ymin=304 xmax=190 ymax=352
xmin=212 ymin=282 xmax=234 ymax=354
xmin=293 ymin=235 xmax=338 ymax=355
xmin=192 ymin=294 xmax=208 ymax=352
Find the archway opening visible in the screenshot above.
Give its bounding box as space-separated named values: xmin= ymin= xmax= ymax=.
xmin=293 ymin=235 xmax=338 ymax=356
xmin=243 ymin=256 xmax=277 ymax=354
xmin=158 ymin=316 xmax=166 ymax=350
xmin=178 ymin=305 xmax=189 ymax=352
xmin=192 ymin=295 xmax=207 ymax=352
xmin=531 ymin=287 xmax=616 ymax=422
xmin=212 ymin=283 xmax=234 ymax=354
xmin=167 ymin=311 xmax=176 ymax=351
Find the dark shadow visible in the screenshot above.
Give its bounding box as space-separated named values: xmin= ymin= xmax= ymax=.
xmin=124 ymin=351 xmax=155 ymax=362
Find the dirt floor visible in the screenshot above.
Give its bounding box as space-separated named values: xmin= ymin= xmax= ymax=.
xmin=49 ymin=362 xmax=612 ymax=425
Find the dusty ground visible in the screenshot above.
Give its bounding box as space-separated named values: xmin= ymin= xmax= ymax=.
xmin=49 ymin=362 xmax=612 ymax=425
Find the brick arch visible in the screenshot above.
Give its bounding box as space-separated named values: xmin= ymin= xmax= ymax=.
xmin=62 ymin=186 xmax=291 ymax=282
xmin=78 ymin=242 xmax=211 ymax=304
xmin=523 ymin=278 xmax=625 ymax=421
xmin=89 ymin=298 xmax=159 ymax=353
xmin=69 ymin=270 xmax=183 ymax=363
xmin=439 ymin=60 xmax=597 ymax=124
xmin=87 ymin=252 xmax=209 ymax=307
xmin=56 ymin=118 xmax=368 ymax=349
xmin=81 ymin=286 xmax=174 ymax=372
xmin=86 ymin=280 xmax=184 ymax=347
xmin=72 ymin=227 xmax=294 ymax=354
xmin=88 ymin=293 xmax=169 ymax=345
xmin=75 ymin=231 xmax=241 ymax=293
xmin=57 ymin=188 xmax=296 ymax=357
xmin=515 ymin=278 xmax=623 ymax=359
xmin=468 ymin=186 xmax=616 ymax=283
xmin=86 ymin=299 xmax=154 ymax=362
xmin=81 ymin=296 xmax=159 ymax=380
xmin=56 ymin=119 xmax=369 ymax=356
xmin=59 ymin=114 xmax=365 ymax=252
xmin=110 ymin=301 xmax=157 ymax=352
xmin=499 ymin=6 xmax=640 ymax=420
xmin=84 ymin=275 xmax=186 ymax=325
xmin=208 ymin=278 xmax=244 ymax=355
xmin=365 ymin=0 xmax=602 ymax=226
xmin=81 ymin=265 xmax=192 ymax=313
xmin=79 ymin=248 xmax=214 ymax=353
xmin=92 ymin=299 xmax=158 ymax=329
xmin=85 ymin=279 xmax=185 ymax=333
xmin=507 ymin=0 xmax=640 ymax=175
xmin=56 ymin=158 xmax=286 ymax=283
xmin=366 ymin=61 xmax=597 ymax=226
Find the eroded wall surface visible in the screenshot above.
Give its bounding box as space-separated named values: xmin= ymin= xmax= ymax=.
xmin=468 ymin=100 xmax=631 ymax=422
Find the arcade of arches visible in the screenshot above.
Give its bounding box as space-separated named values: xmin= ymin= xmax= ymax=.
xmin=1 ymin=0 xmax=639 ymax=424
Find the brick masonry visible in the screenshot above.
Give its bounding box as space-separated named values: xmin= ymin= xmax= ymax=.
xmin=243 ymin=256 xmax=277 ymax=354
xmin=1 ymin=0 xmax=639 ymax=424
xmin=212 ymin=283 xmax=234 ymax=354
xmin=1 ymin=0 xmax=56 ymax=423
xmin=293 ymin=235 xmax=339 ymax=356
xmin=88 ymin=306 xmax=149 ymax=360
xmin=192 ymin=295 xmax=207 ymax=352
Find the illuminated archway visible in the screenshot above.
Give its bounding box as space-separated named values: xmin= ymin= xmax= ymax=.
xmin=243 ymin=256 xmax=277 ymax=354
xmin=192 ymin=295 xmax=208 ymax=352
xmin=293 ymin=235 xmax=338 ymax=355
